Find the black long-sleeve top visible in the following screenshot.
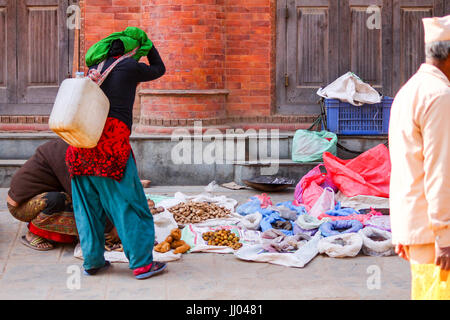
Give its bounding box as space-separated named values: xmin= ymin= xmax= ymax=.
xmin=89 ymin=46 xmax=166 ymax=130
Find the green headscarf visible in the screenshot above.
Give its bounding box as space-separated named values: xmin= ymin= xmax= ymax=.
xmin=85 ymin=27 xmax=153 ymax=67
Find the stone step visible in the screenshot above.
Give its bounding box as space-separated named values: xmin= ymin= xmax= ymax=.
xmin=0 ymin=132 xmax=387 ymax=160
xmin=0 ymin=158 xmax=320 ymax=188
xmin=0 ymin=132 xmax=388 ymax=187
xmin=0 ymin=159 xmax=27 ymax=188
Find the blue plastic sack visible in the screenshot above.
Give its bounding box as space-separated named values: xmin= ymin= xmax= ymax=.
xmin=276 ymin=201 xmax=308 ymax=216
xmin=260 ymin=212 xmax=295 ymax=236
xmin=237 ymin=197 xmax=282 ymax=217
xmin=236 ymin=197 xmax=262 ymax=216
xmin=293 ymin=224 xmax=318 ymax=236
xmin=325 ymin=203 xmax=359 ymax=216
xmin=319 ymin=220 xmax=363 ymax=237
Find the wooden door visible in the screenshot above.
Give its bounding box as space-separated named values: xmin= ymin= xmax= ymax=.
xmin=276 ymin=0 xmax=448 ymax=114
xmin=17 ymin=0 xmax=69 ymax=112
xmin=277 ymin=0 xmax=340 ymax=115
xmin=0 ymin=0 xmax=70 ymax=115
xmin=392 ymin=0 xmax=444 ymax=93
xmin=0 ymin=0 xmax=16 ymax=106
xmin=339 ymin=0 xmax=393 ymax=96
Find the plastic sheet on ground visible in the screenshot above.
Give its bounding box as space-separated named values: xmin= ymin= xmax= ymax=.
xmin=157 ymin=191 xmax=238 ymax=213
xmin=74 ymin=243 xmax=182 ymax=263
xmin=234 ymin=232 xmax=323 ymax=268
xmin=145 ymin=194 xmax=173 ymax=206
xmin=181 ymin=224 xmax=262 ymax=254
xmin=156 ymin=191 xmax=243 ymax=229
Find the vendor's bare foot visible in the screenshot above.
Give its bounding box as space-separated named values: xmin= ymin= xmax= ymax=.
xmin=21 ymin=231 xmax=54 ymax=251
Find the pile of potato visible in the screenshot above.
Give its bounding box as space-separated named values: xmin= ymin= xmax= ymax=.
xmin=202 ymin=229 xmax=243 ymax=250
xmin=148 ymin=199 xmax=165 ymax=215
xmin=168 ymin=201 xmax=231 ymax=225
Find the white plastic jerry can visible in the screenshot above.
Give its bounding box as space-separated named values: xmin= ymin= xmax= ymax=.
xmin=49 ymin=77 xmax=110 ymax=149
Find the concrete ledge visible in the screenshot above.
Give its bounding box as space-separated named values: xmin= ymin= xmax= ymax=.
xmin=0 ymin=160 xmax=26 ymax=188
xmin=139 ymin=89 xmax=230 ymax=96
xmin=0 ymin=133 xmax=388 ymax=187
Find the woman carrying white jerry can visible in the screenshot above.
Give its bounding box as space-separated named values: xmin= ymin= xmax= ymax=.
xmin=50 ymin=27 xmax=167 ymax=280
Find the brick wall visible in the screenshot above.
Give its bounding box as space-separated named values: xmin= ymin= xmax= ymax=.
xmin=78 ymin=0 xmax=277 ymax=130
xmin=224 ymin=0 xmax=276 ymax=117
xmin=139 ymin=0 xmax=227 ymax=123
xmin=0 ymin=1 xmax=314 ymax=133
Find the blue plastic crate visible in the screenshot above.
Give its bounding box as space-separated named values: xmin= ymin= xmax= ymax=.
xmin=325 ymin=96 xmax=393 ymax=135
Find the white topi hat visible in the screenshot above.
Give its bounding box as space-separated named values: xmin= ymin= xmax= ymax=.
xmin=422 ymin=15 xmax=450 ymax=43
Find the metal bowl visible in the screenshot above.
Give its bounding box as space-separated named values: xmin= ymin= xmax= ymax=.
xmin=242 ymin=175 xmax=296 ymax=192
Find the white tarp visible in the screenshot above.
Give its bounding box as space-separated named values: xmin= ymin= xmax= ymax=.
xmin=74 ymin=243 xmax=182 ymax=263
xmin=335 ymin=192 xmax=390 ymax=211
xmin=234 ymin=232 xmax=322 ymax=268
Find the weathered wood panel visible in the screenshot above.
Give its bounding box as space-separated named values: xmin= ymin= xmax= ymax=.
xmin=278 ymin=0 xmax=338 ymax=114
xmin=0 ymin=0 xmax=16 ymax=105
xmin=278 ymin=0 xmax=446 ymax=113
xmin=297 ymin=8 xmax=328 ymax=86
xmin=0 ymin=7 xmax=5 ymax=86
xmin=350 ymin=7 xmax=382 ymax=87
xmin=391 ymin=0 xmax=443 ymax=94
xmin=28 ymin=7 xmax=59 ymax=85
xmin=16 ymin=0 xmax=69 ymax=108
xmin=400 ymin=8 xmax=433 ymax=84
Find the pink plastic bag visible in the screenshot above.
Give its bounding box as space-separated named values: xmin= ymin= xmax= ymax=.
xmin=294 ymin=164 xmax=337 ymax=210
xmin=308 ymin=187 xmax=336 ymax=218
xmin=323 ymin=144 xmax=391 ymax=198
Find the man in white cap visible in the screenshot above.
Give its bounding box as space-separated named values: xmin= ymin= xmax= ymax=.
xmin=389 ymin=15 xmax=450 ymax=299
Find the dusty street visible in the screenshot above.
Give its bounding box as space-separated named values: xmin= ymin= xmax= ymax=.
xmin=0 ymin=186 xmax=410 ymax=300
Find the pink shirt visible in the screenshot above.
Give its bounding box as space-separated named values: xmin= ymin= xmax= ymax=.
xmin=389 ymin=63 xmax=450 ymax=247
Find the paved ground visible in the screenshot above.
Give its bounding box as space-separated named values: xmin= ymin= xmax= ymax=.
xmin=0 ymin=186 xmax=411 ymax=300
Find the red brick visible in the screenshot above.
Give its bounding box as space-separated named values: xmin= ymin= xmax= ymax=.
xmin=79 ymin=0 xmax=275 ymax=126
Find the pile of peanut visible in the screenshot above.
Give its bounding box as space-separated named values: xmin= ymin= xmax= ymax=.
xmin=168 ymin=201 xmax=231 ymax=225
